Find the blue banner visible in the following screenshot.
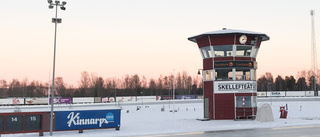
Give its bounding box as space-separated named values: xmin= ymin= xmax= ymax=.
xmin=55 ymin=109 xmax=121 ymax=130
xmin=175 ymin=95 xmax=196 ymax=100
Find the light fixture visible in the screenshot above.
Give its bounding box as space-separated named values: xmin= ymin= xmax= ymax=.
xmin=62 ymin=1 xmax=67 ymax=5
xmin=48 ymin=0 xmax=52 ymax=4
xmin=197 ymin=69 xmax=203 ymax=75
xmin=49 ymin=5 xmax=54 ymax=9
xmin=60 ymin=6 xmax=66 ymax=10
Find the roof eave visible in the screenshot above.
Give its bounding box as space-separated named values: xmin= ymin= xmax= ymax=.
xmin=188 ymin=33 xmax=270 ymax=43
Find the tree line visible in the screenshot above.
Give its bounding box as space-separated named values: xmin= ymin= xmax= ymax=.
xmin=0 ymin=71 xmax=203 ymax=98
xmin=257 ymin=70 xmax=319 ymax=91
xmin=1 ymin=70 xmax=319 ymax=98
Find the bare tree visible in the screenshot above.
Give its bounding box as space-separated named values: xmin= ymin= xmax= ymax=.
xmin=132 ymin=74 xmax=141 ymax=99
xmin=0 ymin=79 xmax=7 ymax=97
xmin=90 ymin=72 xmax=98 ymax=88
xmin=26 ymin=81 xmax=45 ymax=97
xmin=21 ymin=78 xmax=28 ymax=98
xmin=265 ymin=72 xmax=274 ymax=90
xmin=186 ymin=76 xmax=192 ymax=95
xmin=157 ymin=75 xmax=163 ymax=95
xmin=182 ymin=71 xmax=188 ymax=89
xmin=93 ymin=77 xmax=104 ymax=97
xmin=124 ymin=75 xmax=131 ymax=89
xmin=55 ymin=77 xmax=66 ymax=97
xmin=105 ymin=77 xmax=118 ymax=97
xmin=79 ymin=71 xmax=91 ymax=89
xmin=163 ymin=76 xmax=171 ymax=95
xmin=192 ymin=76 xmax=202 ymax=89
xmin=78 ymin=71 xmax=91 ymax=96
xmin=7 ymin=79 xmax=22 ymax=97
xmin=132 ymin=74 xmax=141 ymax=90
xmin=297 ymin=70 xmax=307 ymax=79
xmin=141 ymin=76 xmax=147 ymax=89
xmin=0 ymin=80 xmax=7 ymax=88
xmin=149 ymin=78 xmax=156 ymax=96
xmin=176 ymin=72 xmax=182 ymax=94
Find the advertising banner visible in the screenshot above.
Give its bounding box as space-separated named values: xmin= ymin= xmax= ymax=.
xmin=175 ymin=95 xmax=196 ymax=100
xmin=72 ymin=97 xmax=94 ymax=104
xmin=160 ymin=96 xmax=173 ymax=100
xmin=102 ymin=97 xmax=109 ymax=103
xmin=136 ymin=96 xmax=157 ymax=102
xmin=116 ymin=96 xmax=135 ymax=102
xmin=214 ymin=81 xmax=257 ymax=93
xmin=49 ymin=98 xmax=72 ymax=104
xmin=305 ymin=91 xmax=314 ymax=96
xmin=94 ymin=97 xmax=102 ymax=103
xmin=109 ymin=97 xmax=115 ymax=102
xmin=286 ymin=91 xmax=307 ymax=97
xmin=12 ymin=99 xmax=23 ymax=104
xmin=214 ymin=61 xmax=256 ymax=69
xmin=266 ymin=91 xmax=286 ymax=97
xmin=25 ymin=98 xmax=48 ymax=105
xmin=257 ymin=92 xmax=266 ymax=97
xmin=0 ymin=98 xmax=24 ymax=105
xmin=55 ymin=109 xmax=121 ymax=130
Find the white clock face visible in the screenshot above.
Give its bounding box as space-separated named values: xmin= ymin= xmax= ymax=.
xmin=239 ymin=35 xmax=247 ymax=44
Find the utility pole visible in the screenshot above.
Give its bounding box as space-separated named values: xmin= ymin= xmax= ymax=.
xmin=311 ymin=10 xmax=318 ymax=96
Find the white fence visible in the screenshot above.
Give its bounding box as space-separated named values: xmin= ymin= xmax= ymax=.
xmin=0 ymin=96 xmax=159 ymax=105
xmin=257 ymin=91 xmax=315 ymax=97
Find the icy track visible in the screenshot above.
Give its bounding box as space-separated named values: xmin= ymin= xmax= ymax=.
xmin=2 ymin=97 xmax=320 ymax=137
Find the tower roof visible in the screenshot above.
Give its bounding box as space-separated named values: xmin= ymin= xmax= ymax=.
xmin=188 ymin=29 xmax=270 ymax=43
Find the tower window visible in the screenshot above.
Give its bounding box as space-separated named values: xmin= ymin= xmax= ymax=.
xmin=236 ymin=45 xmax=252 ymax=56
xmin=213 ymin=45 xmax=233 ymax=57
xmin=200 ymin=46 xmax=213 ymax=59
xmin=215 ymin=69 xmax=233 ymax=80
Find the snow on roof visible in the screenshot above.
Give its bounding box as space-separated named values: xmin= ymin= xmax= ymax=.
xmin=188 ymin=28 xmax=270 ymax=43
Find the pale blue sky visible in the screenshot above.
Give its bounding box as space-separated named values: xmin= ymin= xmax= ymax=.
xmin=1 ymin=0 xmax=320 ymax=86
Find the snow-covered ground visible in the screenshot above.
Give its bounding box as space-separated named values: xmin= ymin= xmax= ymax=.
xmin=2 ymin=97 xmax=320 ymax=137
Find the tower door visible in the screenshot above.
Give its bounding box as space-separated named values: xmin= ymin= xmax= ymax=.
xmin=214 ymin=93 xmax=235 ymax=119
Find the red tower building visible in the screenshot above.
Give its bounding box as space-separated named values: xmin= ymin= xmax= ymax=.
xmin=188 ymin=29 xmax=269 ymax=120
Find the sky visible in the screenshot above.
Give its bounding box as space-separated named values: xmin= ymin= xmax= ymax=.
xmin=1 ymin=0 xmax=320 ymax=87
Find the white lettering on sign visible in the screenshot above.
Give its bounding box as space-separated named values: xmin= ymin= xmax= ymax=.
xmin=30 ymin=116 xmax=37 ymax=121
xmin=11 ymin=117 xmax=18 ymax=122
xmin=217 ymin=83 xmax=256 ymax=91
xmin=66 ymin=112 xmax=108 ymax=127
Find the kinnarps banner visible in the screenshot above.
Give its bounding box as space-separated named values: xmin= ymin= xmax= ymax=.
xmin=55 ymin=109 xmax=121 ymax=130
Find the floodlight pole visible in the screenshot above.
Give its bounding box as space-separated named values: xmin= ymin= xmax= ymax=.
xmin=48 ymin=1 xmax=66 ymax=136
xmin=49 ymin=4 xmax=58 ymax=136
